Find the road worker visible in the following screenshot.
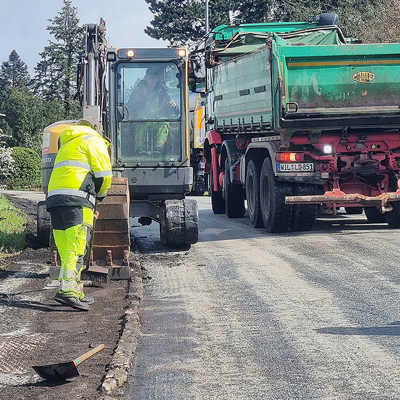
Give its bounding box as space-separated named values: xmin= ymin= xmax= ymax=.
xmin=46 ymin=120 xmax=112 ymax=311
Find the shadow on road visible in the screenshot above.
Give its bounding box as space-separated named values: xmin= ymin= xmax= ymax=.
xmin=0 ymin=271 xmax=48 ymax=279
xmin=0 ymin=294 xmax=80 ymax=312
xmin=197 ymin=208 xmax=392 ymax=242
xmin=316 ymin=322 xmax=400 ymax=336
xmin=18 ymin=379 xmax=72 ymax=388
xmin=131 ymin=207 xmax=395 ymax=248
xmin=132 ymin=233 xmax=190 ymax=255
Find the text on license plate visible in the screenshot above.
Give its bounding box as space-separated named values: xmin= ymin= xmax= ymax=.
xmin=277 ymin=163 xmax=314 ymax=172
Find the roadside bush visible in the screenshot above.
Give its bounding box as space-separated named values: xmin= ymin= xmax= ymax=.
xmin=7 ymin=146 xmax=41 ymax=189
xmin=0 ymin=142 xmax=14 ymax=189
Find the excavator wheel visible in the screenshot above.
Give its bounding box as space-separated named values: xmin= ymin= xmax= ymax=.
xmin=159 ymin=199 xmax=199 ymax=248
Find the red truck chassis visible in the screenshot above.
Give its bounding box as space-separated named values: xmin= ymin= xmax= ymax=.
xmin=206 ymin=129 xmax=400 ymax=226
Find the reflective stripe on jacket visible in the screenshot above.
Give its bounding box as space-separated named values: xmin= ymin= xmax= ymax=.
xmin=47 ymin=124 xmax=112 ymax=210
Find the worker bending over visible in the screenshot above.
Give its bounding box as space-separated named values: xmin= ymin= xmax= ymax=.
xmin=47 ymin=121 xmax=112 ymax=311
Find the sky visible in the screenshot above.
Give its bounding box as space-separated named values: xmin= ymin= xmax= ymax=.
xmin=0 ymin=0 xmax=167 ymax=73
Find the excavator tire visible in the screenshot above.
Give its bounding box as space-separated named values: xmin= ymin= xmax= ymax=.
xmin=160 ymin=199 xmax=199 ymax=248
xmin=184 ymin=199 xmax=199 ymax=244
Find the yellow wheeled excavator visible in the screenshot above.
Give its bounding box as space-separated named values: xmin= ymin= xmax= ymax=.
xmin=37 ymin=19 xmax=198 ymax=279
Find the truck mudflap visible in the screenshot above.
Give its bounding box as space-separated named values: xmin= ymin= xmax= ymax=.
xmin=285 ymin=189 xmax=400 ymax=213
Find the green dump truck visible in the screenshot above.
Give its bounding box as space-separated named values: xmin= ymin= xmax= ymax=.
xmin=189 ymin=13 xmax=400 ymax=232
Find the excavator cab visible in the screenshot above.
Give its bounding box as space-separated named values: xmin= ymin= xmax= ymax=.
xmin=116 ymin=61 xmax=182 ymax=163
xmin=107 ymin=48 xmax=198 ymax=247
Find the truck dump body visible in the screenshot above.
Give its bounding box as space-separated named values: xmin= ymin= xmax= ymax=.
xmin=195 ymin=15 xmax=400 ymax=232
xmin=208 ymin=25 xmax=400 ymax=134
xmin=211 ymin=46 xmax=273 ymax=130
xmin=282 ymin=43 xmax=400 ymax=120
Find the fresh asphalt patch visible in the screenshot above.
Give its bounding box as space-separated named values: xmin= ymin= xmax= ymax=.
xmin=0 ymin=193 xmax=144 ymax=400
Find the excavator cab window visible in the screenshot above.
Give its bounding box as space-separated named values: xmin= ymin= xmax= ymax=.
xmin=116 ymin=62 xmax=182 ymax=163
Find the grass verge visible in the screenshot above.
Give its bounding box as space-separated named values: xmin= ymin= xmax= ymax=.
xmin=0 ymin=195 xmax=27 ymax=258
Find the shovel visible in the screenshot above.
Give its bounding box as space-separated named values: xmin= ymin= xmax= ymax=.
xmin=32 ymin=344 xmax=105 ymax=381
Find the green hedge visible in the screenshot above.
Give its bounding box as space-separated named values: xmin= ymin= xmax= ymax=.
xmin=8 ymin=147 xmax=41 ymax=189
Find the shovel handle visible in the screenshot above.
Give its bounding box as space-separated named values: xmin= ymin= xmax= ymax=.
xmin=73 ymin=344 xmax=105 ymax=366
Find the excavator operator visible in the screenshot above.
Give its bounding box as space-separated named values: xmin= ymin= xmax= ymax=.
xmin=127 ymin=64 xmax=179 ymax=154
xmin=46 ymin=120 xmax=112 ymax=311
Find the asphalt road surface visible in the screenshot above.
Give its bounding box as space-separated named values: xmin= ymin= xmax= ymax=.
xmin=126 ymin=196 xmax=400 ymax=400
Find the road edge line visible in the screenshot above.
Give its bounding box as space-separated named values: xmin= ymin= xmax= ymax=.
xmin=99 ymin=258 xmax=144 ymax=397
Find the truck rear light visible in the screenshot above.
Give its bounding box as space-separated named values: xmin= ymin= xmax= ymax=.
xmin=276 ymin=152 xmax=304 ymax=162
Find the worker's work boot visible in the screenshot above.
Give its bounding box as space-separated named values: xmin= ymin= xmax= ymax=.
xmin=80 ymin=296 xmax=94 ymax=305
xmin=54 ymin=292 xmax=89 ymax=311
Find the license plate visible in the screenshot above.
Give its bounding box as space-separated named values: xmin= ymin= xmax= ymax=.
xmin=277 ymin=163 xmax=314 ymax=172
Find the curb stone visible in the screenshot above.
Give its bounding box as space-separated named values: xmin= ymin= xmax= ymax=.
xmin=99 ymin=257 xmax=144 ymax=397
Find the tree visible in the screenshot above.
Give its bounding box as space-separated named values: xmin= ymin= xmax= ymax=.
xmin=1 ymin=87 xmax=64 ymax=153
xmin=145 ymin=0 xmax=274 ymax=46
xmin=145 ymin=0 xmax=389 ymax=46
xmin=34 ymin=0 xmax=83 ymax=117
xmin=145 ymin=0 xmax=204 ymax=45
xmin=0 ymin=50 xmax=30 ymax=103
xmin=344 ymin=0 xmax=400 ymax=43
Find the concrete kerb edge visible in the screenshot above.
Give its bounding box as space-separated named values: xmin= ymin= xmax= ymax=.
xmin=99 ymin=259 xmax=144 ymax=397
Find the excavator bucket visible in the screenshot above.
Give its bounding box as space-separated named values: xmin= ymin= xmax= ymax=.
xmin=89 ymin=177 xmax=131 ymax=280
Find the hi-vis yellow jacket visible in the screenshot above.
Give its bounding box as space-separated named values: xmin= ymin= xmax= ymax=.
xmin=46 ymin=124 xmax=112 ymax=210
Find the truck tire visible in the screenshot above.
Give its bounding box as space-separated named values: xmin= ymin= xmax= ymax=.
xmin=291 ymin=185 xmax=318 ymax=232
xmin=259 ymin=157 xmax=293 ymax=233
xmin=224 ymin=159 xmax=245 ymax=218
xmin=345 ymin=207 xmax=363 ymax=215
xmin=210 ymin=168 xmax=225 ymax=214
xmin=364 ymin=207 xmax=385 ymax=223
xmin=385 ymin=204 xmax=400 ymax=228
xmin=245 ymin=160 xmax=263 ymax=227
